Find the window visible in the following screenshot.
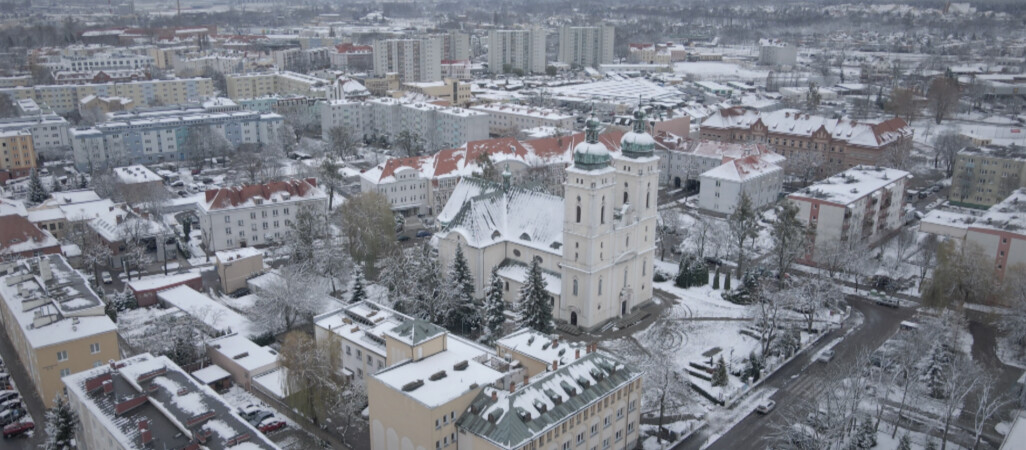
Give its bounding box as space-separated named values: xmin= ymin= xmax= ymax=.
xmin=573 ymin=279 xmax=578 ymax=296
xmin=346 ymin=346 xmax=351 ymax=355
xmin=224 ymin=216 xmax=230 ymax=223
xmin=604 ymin=415 xmax=611 ymax=428
xmin=436 ymin=419 xmax=440 ymax=429
xmin=90 ymin=343 xmax=100 ymax=354
xmin=591 ymin=424 xmax=598 ymax=436
xmin=617 ymin=407 xmax=624 ymax=419
xmin=628 ymin=422 xmax=635 ymax=434
xmin=60 ymin=368 xmax=70 ymax=377
xmin=57 ymin=351 xmax=68 ymax=361
xmin=563 ymin=441 xmax=571 ymax=450
xmin=356 ymin=349 xmax=362 ymax=358
xmin=93 ymin=361 xmax=103 ymax=368
xmin=598 ymin=278 xmax=602 ymax=295
xmin=602 ymin=438 xmax=610 ymax=449
xmin=367 ymin=355 xmax=372 ymax=364
xmin=576 ymin=205 xmax=581 ymax=223
xmin=615 ymin=431 xmax=622 ymax=442
xmin=577 ymin=432 xmax=585 ymax=445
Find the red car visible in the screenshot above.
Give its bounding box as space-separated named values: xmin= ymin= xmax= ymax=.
xmin=258 ymin=418 xmax=286 ymax=434
xmin=3 ymin=420 xmax=33 ymax=439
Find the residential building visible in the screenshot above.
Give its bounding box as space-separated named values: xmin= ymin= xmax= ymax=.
xmin=373 ymin=38 xmax=443 ymax=83
xmin=698 ymin=151 xmax=785 ymax=215
xmin=441 ymin=60 xmax=472 ymax=80
xmin=401 ymin=79 xmax=472 ymax=106
xmin=658 ymin=139 xmax=781 ymax=191
xmin=205 ymin=333 xmax=278 ymax=391
xmin=53 ymin=69 xmax=149 ymax=85
xmin=558 ymin=25 xmax=615 ymax=68
xmin=788 ymin=166 xmax=910 ymax=264
xmin=215 ymin=247 xmax=264 ymax=294
xmin=362 ymin=73 xmax=400 ymax=96
xmin=331 ymin=43 xmax=374 ymax=72
xmin=0 ymin=78 xmax=215 ymax=114
xmin=0 ymin=113 xmax=72 ymax=151
xmin=488 ymin=28 xmax=547 ymax=75
xmin=948 ymin=145 xmax=1026 ymax=208
xmin=313 ymin=301 xmax=405 ymax=381
xmin=48 ymin=51 xmax=154 ymax=72
xmin=63 ymin=353 xmax=280 ymax=450
xmin=0 ymin=254 xmax=119 ymax=407
xmin=0 ymin=130 xmax=37 ymax=178
xmin=198 ymin=178 xmax=328 ymax=252
xmin=700 ymin=107 xmax=913 ymax=175
xmin=758 ymin=39 xmax=798 ymax=67
xmin=0 ymin=199 xmax=61 ymax=258
xmin=435 ymin=31 xmax=472 ymax=61
xmin=127 ymin=272 xmax=203 ymax=308
xmin=225 ymin=71 xmax=332 ymax=100
xmin=920 ymin=189 xmax=1026 ymax=280
xmin=436 ymin=115 xmax=658 ymax=330
xmin=70 ymin=109 xmax=284 ymax=170
xmin=320 ymin=97 xmax=488 ymax=153
xmin=470 ymin=103 xmax=575 ymax=135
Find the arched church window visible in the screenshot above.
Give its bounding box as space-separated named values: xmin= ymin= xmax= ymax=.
xmin=576 ymin=205 xmax=581 ymax=223
xmin=573 ymin=279 xmax=578 ymax=296
xmin=598 ymin=278 xmax=602 ymax=295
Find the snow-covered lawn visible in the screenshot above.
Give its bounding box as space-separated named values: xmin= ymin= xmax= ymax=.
xmin=654 ymin=278 xmax=751 ymax=319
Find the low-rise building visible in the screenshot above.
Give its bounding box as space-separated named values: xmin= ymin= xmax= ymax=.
xmin=63 ymin=353 xmax=280 ymax=450
xmin=198 ymin=178 xmax=327 ymax=252
xmin=920 ymin=189 xmax=1026 ymax=280
xmin=0 ymin=112 xmax=71 ymax=152
xmin=698 ymin=151 xmax=785 ymax=215
xmin=0 ymin=199 xmax=61 ymax=258
xmin=758 ymin=39 xmax=798 ymax=67
xmin=205 ymin=333 xmax=279 ymax=391
xmin=314 ymin=301 xmax=405 ymax=381
xmin=0 ymin=254 xmax=119 ymax=407
xmin=948 ymin=145 xmax=1026 ymax=208
xmin=215 ymin=247 xmax=264 ymax=294
xmin=127 ymin=272 xmax=203 ymax=308
xmin=401 ymin=79 xmax=472 ymax=106
xmin=788 ymin=166 xmax=910 ymax=264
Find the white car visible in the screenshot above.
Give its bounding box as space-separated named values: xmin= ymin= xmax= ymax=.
xmin=101 ymin=271 xmax=113 ymax=284
xmin=756 ymin=400 xmax=776 ymax=414
xmin=817 ymin=350 xmax=836 ymax=363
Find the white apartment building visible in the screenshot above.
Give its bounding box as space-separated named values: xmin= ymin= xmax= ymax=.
xmin=487 ymin=28 xmax=547 ymax=74
xmin=372 ymin=38 xmax=443 ymax=83
xmin=0 ymin=78 xmax=215 ymax=114
xmin=0 ymin=112 xmax=71 ymax=151
xmin=50 ymin=51 xmax=155 ymax=72
xmin=698 ymin=152 xmax=785 ymax=215
xmin=70 ymin=109 xmax=284 ymax=170
xmin=198 ymin=178 xmax=328 ymax=252
xmin=320 ymin=97 xmax=488 ymax=153
xmin=225 ymin=71 xmax=332 ymax=100
xmin=558 ymin=25 xmax=615 ymax=68
xmin=314 ymin=301 xmax=404 ymax=382
xmin=470 ymin=103 xmax=575 ymax=135
xmin=788 ymin=166 xmax=910 ymax=264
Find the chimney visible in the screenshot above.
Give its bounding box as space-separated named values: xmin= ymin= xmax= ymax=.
xmin=140 ymin=428 xmax=152 ymax=445
xmin=491 ymin=390 xmax=498 ymax=402
xmin=102 ymin=380 xmax=113 ymax=395
xmin=575 ymin=349 xmax=580 ymax=359
xmin=509 ymin=381 xmax=516 ymax=393
xmin=552 ymin=360 xmax=558 ymax=371
xmin=552 ymin=338 xmax=558 ymax=348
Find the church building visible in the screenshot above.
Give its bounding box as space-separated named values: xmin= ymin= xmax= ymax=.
xmin=436 ymin=111 xmax=659 ymax=331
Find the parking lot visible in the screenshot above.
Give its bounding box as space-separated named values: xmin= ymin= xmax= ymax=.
xmin=0 ymin=334 xmax=45 ymax=449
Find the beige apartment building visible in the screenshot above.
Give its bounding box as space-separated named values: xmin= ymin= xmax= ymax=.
xmin=364 ymin=73 xmax=400 ymax=96
xmin=0 ymin=255 xmax=119 ymax=407
xmin=401 ymin=79 xmax=472 ymax=106
xmin=0 ymin=78 xmax=214 ymax=114
xmin=215 ymin=247 xmax=265 ymax=293
xmin=0 ymin=130 xmax=37 ymax=178
xmin=949 ymin=145 xmax=1026 ymax=208
xmin=225 ymin=71 xmax=331 ymax=100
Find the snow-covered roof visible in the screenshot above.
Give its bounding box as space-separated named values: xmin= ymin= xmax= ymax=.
xmin=496 ymin=328 xmax=584 ymax=367
xmin=127 ymin=272 xmax=202 ymax=292
xmin=440 ymin=178 xmax=565 ymax=255
xmin=63 ymin=353 xmax=280 ymax=450
xmin=789 ymin=165 xmax=910 ymax=206
xmin=971 ymin=188 xmax=1026 ymax=234
xmin=701 ymin=153 xmax=784 ymax=182
xmin=0 ymin=254 xmax=116 ymax=349
xmin=192 ymin=365 xmax=231 ymax=384
xmin=470 ymin=103 xmax=573 ymax=120
xmin=157 ymin=286 xmax=256 ymax=338
xmin=201 ymin=178 xmax=326 ymax=212
xmin=215 ymin=247 xmax=263 ymax=263
xmin=314 ymin=301 xmax=405 ymax=359
xmin=206 ymin=333 xmax=278 ymax=373
xmin=702 ymin=107 xmax=912 ymax=149
xmin=495 ymin=260 xmax=562 ymax=297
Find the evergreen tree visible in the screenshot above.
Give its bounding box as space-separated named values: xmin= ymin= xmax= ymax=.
xmin=77 ymin=173 xmax=88 ymax=189
xmin=349 ymin=265 xmax=367 ymax=304
xmin=897 ymin=434 xmax=912 ymax=450
xmin=42 ymin=394 xmax=78 ymax=450
xmin=482 ymin=268 xmax=507 ymax=345
xmin=182 ymin=220 xmax=192 ymax=243
xmin=744 ymin=351 xmax=764 ymax=382
xmin=675 ymin=255 xmax=690 ymax=288
xmin=924 ymin=439 xmax=938 ymax=450
xmin=28 ymin=168 xmax=49 ymax=204
xmin=517 ymin=258 xmax=552 ymax=333
xmin=446 ymin=245 xmax=479 ymax=334
xmin=724 ymin=271 xmax=731 ymax=290
xmin=925 ymin=342 xmax=952 ymax=398
xmin=711 ymin=356 xmax=728 ymax=387
xmin=712 ymin=269 xmax=720 ymax=290
xmin=854 ymin=416 xmax=877 ymax=449
xmin=690 ymin=258 xmax=709 ymax=287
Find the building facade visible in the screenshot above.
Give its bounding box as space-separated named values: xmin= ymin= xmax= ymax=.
xmin=558 ymin=25 xmax=615 ymax=69
xmin=320 ymin=97 xmax=488 ymax=153
xmin=469 ymin=103 xmax=575 ymax=136
xmin=225 ymin=71 xmax=332 ymax=100
xmin=0 ymin=78 xmax=215 ymax=114
xmin=373 ymin=39 xmax=443 ymax=83
xmin=948 ymin=145 xmax=1026 ymax=208
xmin=488 ymin=29 xmax=547 ymax=75
xmin=198 ymin=178 xmax=328 ymax=252
xmin=0 ymin=130 xmax=37 ymax=178
xmin=698 ymin=152 xmax=785 ymax=215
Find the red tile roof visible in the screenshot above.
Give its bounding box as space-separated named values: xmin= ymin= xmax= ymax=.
xmin=0 ymin=214 xmax=59 ymax=257
xmin=204 ymin=178 xmax=319 ymax=210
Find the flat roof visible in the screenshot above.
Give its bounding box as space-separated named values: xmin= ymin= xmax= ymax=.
xmin=790 ymin=165 xmax=910 ymax=206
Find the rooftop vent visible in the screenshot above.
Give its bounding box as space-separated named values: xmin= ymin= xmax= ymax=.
xmin=429 ymin=371 xmax=447 ymax=381
xmin=402 ymin=380 xmax=424 ymax=392
xmin=454 ymin=360 xmax=469 ymax=371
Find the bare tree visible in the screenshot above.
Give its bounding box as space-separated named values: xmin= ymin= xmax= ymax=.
xmin=923 ymin=240 xmax=1000 ymax=308
xmin=969 ymin=376 xmax=1011 ymax=450
xmin=934 ymin=132 xmax=969 ymax=177
xmin=394 ymin=130 xmax=425 ymax=157
xmin=886 ymin=87 xmax=919 ymax=124
xmin=915 ymin=234 xmax=939 ymax=287
xmin=755 ymin=283 xmax=782 ymax=357
xmin=338 ymin=192 xmax=397 ymax=279
xmin=657 ymin=209 xmax=684 ymax=261
xmin=326 ymin=125 xmax=359 ymax=160
xmin=728 ymin=193 xmax=759 ymax=277
xmin=641 ymin=309 xmax=691 ymax=445
xmin=252 ymin=262 xmax=325 ymax=334
xmin=999 ymin=264 xmax=1026 ymax=350
xmin=890 ymin=227 xmax=917 ymax=270
xmin=784 ymin=150 xmax=825 ymax=187
xmin=938 ymin=355 xmax=978 ymax=450
xmin=927 ymin=77 xmax=960 ymax=124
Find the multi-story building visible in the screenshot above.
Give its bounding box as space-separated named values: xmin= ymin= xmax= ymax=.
xmin=488 ymin=28 xmax=547 ymax=75
xmin=921 ymin=188 xmax=1026 ymax=280
xmin=557 ymin=25 xmax=615 ymax=68
xmin=0 ymin=254 xmax=119 ymax=407
xmin=331 ymin=43 xmax=374 ymax=72
xmin=49 ymin=51 xmax=154 ymax=72
xmin=320 ymin=97 xmax=488 ymax=153
xmin=0 ymin=78 xmax=215 ymax=114
xmin=698 ymin=151 xmax=785 ymax=215
xmin=758 ymin=39 xmax=798 ymax=67
xmin=788 ymin=166 xmax=910 ymax=264
xmin=272 ymin=47 xmax=331 ymax=72
xmin=198 ymin=178 xmax=328 ymax=252
xmin=53 ymin=68 xmax=149 ymax=85
xmin=225 ymin=71 xmax=332 ymax=100
xmin=657 ymin=139 xmax=777 ymax=189
xmin=441 ymin=60 xmax=472 ymax=80
xmin=700 ymin=107 xmax=913 ymax=175
xmin=364 ymin=321 xmax=642 ymax=450
xmin=70 ymin=108 xmax=284 ymax=170
xmin=402 ymin=79 xmax=472 ymax=106
xmin=314 ymin=301 xmax=404 ymax=381
xmin=0 ymin=130 xmax=36 ymax=178
xmin=0 ymin=112 xmax=72 ymax=152
xmin=435 ymin=31 xmax=471 ymax=61
xmin=436 ymin=115 xmax=658 ymax=330
xmin=0 ymin=199 xmax=61 ymax=257
xmin=362 ymin=73 xmax=400 ymax=96
xmin=470 ymin=103 xmax=575 ymax=135
xmin=373 ymin=38 xmax=443 ymax=83
xmin=63 ymin=353 xmax=280 ymax=450
xmin=948 ymin=145 xmax=1026 ymax=208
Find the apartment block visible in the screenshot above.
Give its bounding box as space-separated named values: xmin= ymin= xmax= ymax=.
xmin=921 ymin=188 xmax=1026 ymax=280
xmin=225 ymin=71 xmax=332 ymax=100
xmin=70 ymin=107 xmax=284 ymax=170
xmin=0 ymin=78 xmax=215 ymax=114
xmin=0 ymin=130 xmax=37 ymax=178
xmin=0 ymin=255 xmax=119 ymax=408
xmin=558 ymin=25 xmax=615 ymax=68
xmin=469 ymin=103 xmax=574 ymax=135
xmin=402 ymin=78 xmax=472 ymax=106
xmin=948 ymin=145 xmax=1026 ymax=208
xmin=198 ymin=178 xmax=328 ymax=252
xmin=373 ymin=38 xmax=443 ymax=83
xmin=788 ymin=166 xmax=910 ymax=264
xmin=320 ymin=97 xmax=488 ymax=153
xmin=488 ymin=28 xmax=547 ymax=74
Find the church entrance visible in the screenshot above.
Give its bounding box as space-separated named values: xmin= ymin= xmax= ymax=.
xmin=570 ymin=312 xmax=577 ymax=326
xmin=621 ymin=301 xmax=627 ymax=316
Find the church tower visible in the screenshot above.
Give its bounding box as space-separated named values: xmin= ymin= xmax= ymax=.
xmin=560 ymin=117 xmax=618 ymax=329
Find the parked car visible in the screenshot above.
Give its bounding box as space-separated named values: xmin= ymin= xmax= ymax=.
xmin=246 ymin=411 xmax=274 ymax=427
xmin=756 ymin=400 xmax=776 ymax=415
xmin=817 ymin=349 xmax=836 ymax=363
xmin=0 ymin=408 xmax=24 ymax=427
xmin=101 ymin=271 xmax=113 ymax=284
xmin=0 ymin=391 xmax=19 ymax=405
xmin=396 ymin=235 xmax=411 ymax=242
xmin=871 ymin=292 xmax=900 ymax=308
xmin=416 ymin=230 xmax=432 ymax=238
xmin=2 ymin=420 xmax=32 ymax=438
xmin=237 ymin=404 xmax=262 ymax=420
xmin=258 ymin=418 xmax=286 ymax=433
xmin=0 ymin=400 xmax=20 ymax=415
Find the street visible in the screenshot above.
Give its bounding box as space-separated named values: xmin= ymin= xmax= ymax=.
xmin=0 ymin=332 xmax=46 ymax=449
xmin=676 ymin=296 xmax=915 ymax=450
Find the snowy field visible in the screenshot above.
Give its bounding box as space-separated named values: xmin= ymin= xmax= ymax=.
xmin=672 ymin=62 xmax=772 ymax=82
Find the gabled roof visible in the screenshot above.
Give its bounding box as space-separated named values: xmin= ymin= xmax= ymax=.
xmin=702 ymin=108 xmax=913 ymax=149
xmin=701 ymin=153 xmax=784 ymax=182
xmin=441 ymin=178 xmax=564 ymax=254
xmin=202 ymin=178 xmax=324 ymax=211
xmin=385 ymin=319 xmax=446 ymax=346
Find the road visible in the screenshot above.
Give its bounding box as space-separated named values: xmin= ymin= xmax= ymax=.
xmin=676 ymin=296 xmax=915 ymax=450
xmin=0 ymin=332 xmax=47 ymax=449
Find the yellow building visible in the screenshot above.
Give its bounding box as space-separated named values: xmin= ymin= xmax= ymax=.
xmin=401 ymin=78 xmax=472 ymax=106
xmin=0 ymin=255 xmax=119 ymax=407
xmin=0 ymin=78 xmax=214 ymax=114
xmin=0 ymin=130 xmax=36 ymax=178
xmin=363 ymin=73 xmax=400 ymax=96
xmin=225 ymin=71 xmax=330 ymax=100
